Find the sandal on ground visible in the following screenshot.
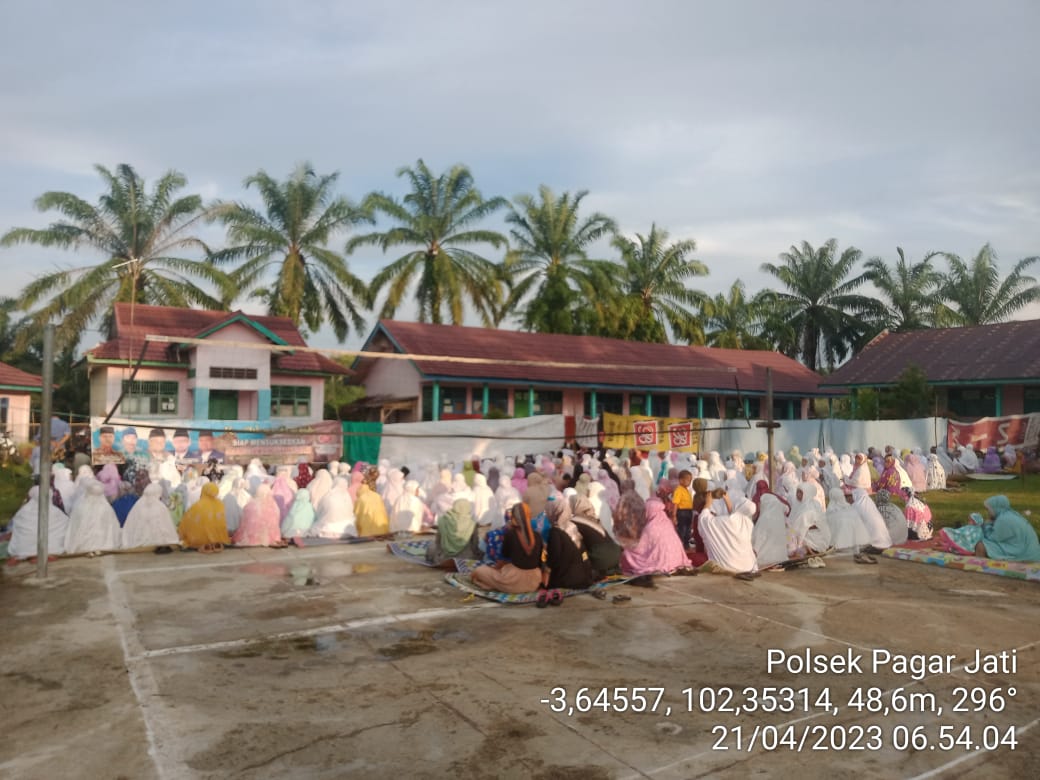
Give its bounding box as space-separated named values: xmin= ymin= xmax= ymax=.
xmin=854 ymin=553 xmax=878 ymax=565
xmin=673 ymin=567 xmax=698 ymax=576
xmin=536 ymin=590 xmax=550 ymax=608
xmin=861 ymin=545 xmax=885 ymax=556
xmin=612 ymin=594 xmax=631 ymax=604
xmin=734 ymin=571 xmax=757 ymax=581
xmin=591 ymin=589 xmax=607 ymax=600
xmin=548 ymin=589 xmax=564 ymax=606
xmin=627 ymin=575 xmax=656 ymax=589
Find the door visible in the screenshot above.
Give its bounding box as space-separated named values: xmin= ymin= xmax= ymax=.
xmin=209 ymin=390 xmax=239 ymax=420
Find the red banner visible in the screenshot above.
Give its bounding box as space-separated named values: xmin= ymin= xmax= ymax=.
xmin=946 ymin=413 xmax=1040 ymax=451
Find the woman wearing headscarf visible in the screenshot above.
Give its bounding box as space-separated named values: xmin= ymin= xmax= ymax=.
xmin=111 ymin=482 xmax=138 ymax=527
xmin=426 ymin=498 xmax=479 ymax=565
xmin=8 ymin=486 xmax=69 ymax=558
xmin=979 ymin=446 xmax=1002 ymax=474
xmin=390 ymin=479 xmax=426 ymax=534
xmin=569 ymin=494 xmax=621 ymax=578
xmin=689 ymin=477 xmax=711 ymax=556
xmin=306 ymin=468 xmax=333 ymax=511
xmin=233 ymin=484 xmax=286 ymax=547
xmin=825 ymin=487 xmax=869 ymax=551
xmin=851 ymin=488 xmax=893 ymax=552
xmin=939 ymin=495 xmax=1040 ymax=560
xmin=52 ymin=464 xmax=77 ymax=511
xmin=178 ymin=482 xmax=230 ymax=552
xmin=245 ymin=458 xmax=267 ymax=495
xmin=904 ymin=453 xmax=927 ymax=493
xmin=281 ymin=488 xmax=316 ymax=538
xmin=752 ymin=493 xmax=789 ymax=569
xmin=786 ymin=482 xmax=831 ymax=559
xmin=619 ymin=495 xmax=693 ymax=577
xmin=309 ymin=477 xmax=357 ymax=539
xmin=700 ymin=488 xmax=758 ymax=575
xmin=354 ymin=483 xmax=390 ymax=537
xmin=510 ymin=466 xmax=528 ymax=496
xmin=223 ymin=478 xmax=250 ymax=535
xmin=294 ymin=461 xmax=313 ymax=489
xmin=449 ymin=472 xmax=474 ymax=504
xmin=470 ymin=503 xmax=545 ymax=593
xmin=65 ymin=481 xmax=121 ymax=554
xmin=544 ymin=497 xmax=594 ymax=590
xmin=97 ymin=462 xmax=122 ymax=501
xmin=122 ymin=483 xmax=179 ymax=549
xmin=873 ymin=489 xmax=908 ymax=545
xmin=925 ymin=453 xmax=947 ymax=492
xmin=902 ymin=488 xmax=933 ymax=541
xmin=270 ymin=467 xmax=296 ymax=521
xmin=380 ymin=468 xmax=406 ymax=516
xmin=469 ymin=472 xmax=497 ymax=526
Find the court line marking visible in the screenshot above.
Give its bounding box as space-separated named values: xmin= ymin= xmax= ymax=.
xmin=622 ymin=583 xmax=1040 ymax=779
xmin=133 ymin=603 xmax=499 ymax=661
xmin=102 ymin=555 xmax=170 ymax=780
xmin=905 ymin=716 xmax=1040 ymax=780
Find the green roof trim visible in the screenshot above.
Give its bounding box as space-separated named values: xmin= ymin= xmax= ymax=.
xmin=87 ymin=357 xmax=186 ymax=369
xmin=191 ymin=312 xmax=290 ymax=346
xmin=0 ymin=383 xmax=42 ymax=393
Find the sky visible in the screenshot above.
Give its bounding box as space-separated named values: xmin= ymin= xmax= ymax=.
xmin=2 ymin=0 xmax=1039 ymax=352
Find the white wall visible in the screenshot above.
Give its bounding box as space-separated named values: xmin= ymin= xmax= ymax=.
xmin=362 ymin=358 xmax=422 ymax=399
xmin=190 ymin=322 xmax=271 ymax=392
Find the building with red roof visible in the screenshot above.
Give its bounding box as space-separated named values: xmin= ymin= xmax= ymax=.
xmin=351 ymin=320 xmax=831 ymax=423
xmin=820 ymin=320 xmax=1040 ymax=418
xmin=0 ymin=360 xmax=43 ymax=442
xmin=85 ymin=304 xmax=350 ymax=425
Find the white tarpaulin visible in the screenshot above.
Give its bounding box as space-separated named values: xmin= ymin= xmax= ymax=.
xmin=699 ymin=417 xmax=950 ymax=458
xmin=377 ymin=415 xmax=566 ymax=468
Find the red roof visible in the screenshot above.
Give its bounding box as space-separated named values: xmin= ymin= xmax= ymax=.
xmin=822 ymin=320 xmax=1040 ymax=387
xmin=361 ymin=320 xmax=826 ymax=396
xmin=0 ymin=360 xmax=43 ymax=390
xmin=87 ymin=304 xmax=350 ymax=376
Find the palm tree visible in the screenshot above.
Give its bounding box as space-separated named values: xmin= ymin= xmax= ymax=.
xmin=1 ymin=164 xmax=226 ymax=350
xmin=933 ymin=244 xmax=1040 ymax=326
xmin=760 ymin=239 xmax=882 ymax=371
xmin=605 ymin=224 xmax=708 ymax=343
xmin=700 ymin=281 xmax=773 ymax=349
xmin=212 ymin=164 xmax=371 ymax=341
xmin=503 ymin=186 xmax=617 ymax=334
xmin=863 ymin=247 xmax=942 ymax=331
xmin=347 ymin=160 xmax=509 ymax=326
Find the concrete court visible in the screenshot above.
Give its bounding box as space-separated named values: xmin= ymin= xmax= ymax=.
xmin=1 ymin=541 xmax=1039 ymax=780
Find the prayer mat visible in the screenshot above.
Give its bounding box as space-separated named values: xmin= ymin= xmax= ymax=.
xmin=965 ymin=473 xmax=1018 ymax=481
xmin=444 ymin=571 xmax=633 ymax=605
xmin=386 ymin=539 xmax=482 ymax=574
xmin=882 ymin=545 xmax=1040 ymax=582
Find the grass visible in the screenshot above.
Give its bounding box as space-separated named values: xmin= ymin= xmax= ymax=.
xmin=917 ymin=474 xmax=1040 ymax=534
xmin=0 ymin=460 xmax=33 ymax=528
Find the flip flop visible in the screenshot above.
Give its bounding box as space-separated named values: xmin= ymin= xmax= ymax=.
xmin=854 ymin=553 xmax=878 ymax=565
xmin=536 ymin=590 xmax=550 ymax=608
xmin=548 ymin=589 xmax=564 ymax=606
xmin=734 ymin=572 xmax=756 ymax=581
xmin=612 ymin=594 xmax=632 ymax=604
xmin=591 ymin=589 xmax=607 ymax=600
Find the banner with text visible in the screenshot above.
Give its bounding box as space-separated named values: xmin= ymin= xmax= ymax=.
xmin=90 ymin=418 xmax=342 ymax=467
xmin=946 ymin=413 xmax=1040 ymax=451
xmin=601 ymin=412 xmax=701 ymax=453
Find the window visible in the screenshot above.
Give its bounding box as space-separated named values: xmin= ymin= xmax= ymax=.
xmin=629 ymin=393 xmax=670 ymax=416
xmin=534 ymin=390 xmax=562 ymax=415
xmin=420 ymin=386 xmax=468 ymax=419
xmin=271 ymin=385 xmax=311 ymax=417
xmin=723 ymin=397 xmax=759 ymax=419
xmin=209 ymin=367 xmax=257 ymax=379
xmin=473 ymin=388 xmax=509 ymax=417
xmin=1025 ymin=387 xmax=1040 ymax=414
xmin=946 ymin=388 xmax=996 ymax=419
xmin=686 ymin=396 xmax=701 ymax=418
xmin=0 ymin=397 xmax=7 ymax=426
xmin=120 ymin=380 xmax=178 ymax=416
xmin=584 ymin=392 xmax=623 ymax=417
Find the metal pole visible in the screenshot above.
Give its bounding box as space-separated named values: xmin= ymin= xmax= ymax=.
xmin=37 ymin=324 xmax=55 ymax=578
